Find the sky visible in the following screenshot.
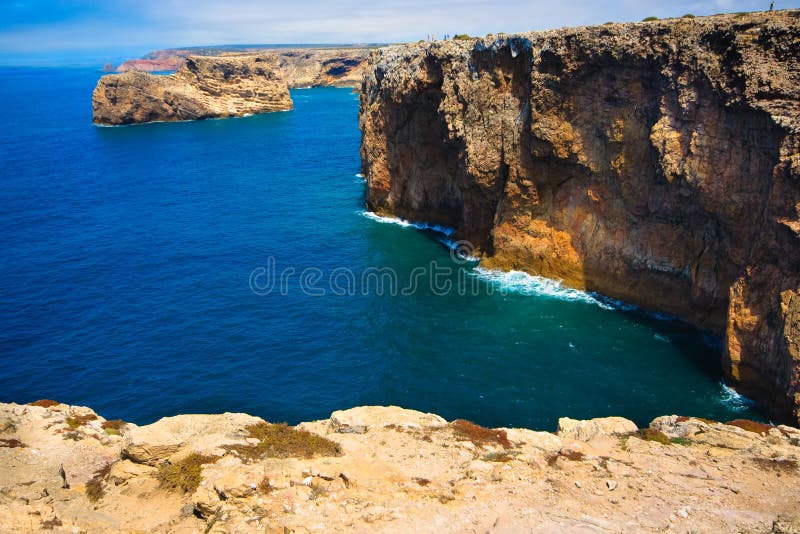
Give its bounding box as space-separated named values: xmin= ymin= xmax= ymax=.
xmin=0 ymin=0 xmax=794 ymax=64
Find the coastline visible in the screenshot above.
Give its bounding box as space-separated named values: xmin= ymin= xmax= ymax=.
xmin=1 ymin=400 xmax=799 ymax=532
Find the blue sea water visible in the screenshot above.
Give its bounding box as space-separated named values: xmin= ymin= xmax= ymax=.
xmin=0 ymin=67 xmax=764 ymax=429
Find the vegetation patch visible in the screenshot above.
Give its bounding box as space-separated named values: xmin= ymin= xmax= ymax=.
xmin=225 ymin=423 xmax=341 ymax=461
xmin=413 ymin=477 xmax=431 ymax=486
xmin=157 ymin=453 xmax=219 ymax=494
xmin=257 ymin=476 xmax=273 ymax=493
xmin=86 ymin=463 xmax=113 ymax=503
xmin=450 ymin=419 xmax=511 ymax=449
xmin=453 ymin=34 xmax=472 ymax=40
xmin=65 ymin=413 xmax=98 ymax=429
xmin=669 ymin=437 xmax=693 ymax=446
xmin=481 ymin=451 xmax=515 ymax=463
xmin=0 ymin=438 xmax=27 ymax=448
xmin=750 ymin=457 xmax=798 ymax=472
xmin=40 ymin=517 xmax=63 ymax=530
xmin=676 ymin=416 xmax=717 ymax=425
xmin=101 ymin=419 xmax=127 ymax=435
xmin=726 ymin=419 xmax=785 ymax=435
xmin=29 ymin=399 xmax=60 ymax=408
xmin=682 ymin=13 xmax=696 ymax=18
xmin=634 ymin=428 xmax=672 ymax=445
xmin=642 ymin=16 xmax=659 ymax=21
xmin=546 ymin=449 xmax=585 ymax=466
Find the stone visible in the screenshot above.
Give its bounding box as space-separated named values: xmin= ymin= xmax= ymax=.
xmin=328 ymin=406 xmax=447 ymax=434
xmin=107 ymin=460 xmax=156 ymax=484
xmin=557 ymin=417 xmax=638 ymax=441
xmin=122 ymin=413 xmax=263 ymax=465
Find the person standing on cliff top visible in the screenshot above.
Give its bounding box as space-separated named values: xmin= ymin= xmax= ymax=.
xmin=770 ymin=1 xmax=775 ymax=10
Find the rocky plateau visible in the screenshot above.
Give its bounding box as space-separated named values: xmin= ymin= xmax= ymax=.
xmin=1 ymin=401 xmax=799 ymax=532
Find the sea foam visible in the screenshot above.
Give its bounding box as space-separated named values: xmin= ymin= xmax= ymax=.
xmin=360 ymin=210 xmax=455 ymax=236
xmin=471 ymin=267 xmax=616 ymax=309
xmin=716 ymin=382 xmax=756 ymax=412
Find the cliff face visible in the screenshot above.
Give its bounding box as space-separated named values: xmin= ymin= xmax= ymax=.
xmin=114 ymin=48 xmax=371 ymax=88
xmin=93 ymin=55 xmax=293 ymax=125
xmin=1 ymin=401 xmax=799 ymax=532
xmin=360 ymin=12 xmax=800 ymax=424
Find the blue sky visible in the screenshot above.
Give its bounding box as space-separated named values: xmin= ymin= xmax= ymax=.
xmin=0 ymin=0 xmax=792 ymax=63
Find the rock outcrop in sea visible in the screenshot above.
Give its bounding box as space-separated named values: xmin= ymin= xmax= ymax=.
xmin=359 ymin=11 xmax=800 ymax=425
xmin=1 ymin=401 xmax=799 ymax=532
xmin=92 ymin=54 xmax=293 ymax=125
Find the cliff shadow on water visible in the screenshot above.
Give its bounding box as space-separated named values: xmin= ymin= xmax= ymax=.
xmin=360 ymin=12 xmax=800 ymax=425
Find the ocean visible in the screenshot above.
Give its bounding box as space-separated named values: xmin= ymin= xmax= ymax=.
xmin=0 ymin=66 xmax=764 ymax=429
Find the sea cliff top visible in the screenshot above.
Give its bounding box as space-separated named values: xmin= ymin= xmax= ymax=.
xmin=1 ymin=401 xmax=799 ymax=532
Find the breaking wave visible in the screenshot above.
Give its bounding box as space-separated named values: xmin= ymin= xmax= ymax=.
xmin=716 ymin=382 xmax=756 ymax=413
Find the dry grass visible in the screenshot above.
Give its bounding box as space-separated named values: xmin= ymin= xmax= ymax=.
xmin=101 ymin=419 xmax=127 ymax=435
xmin=546 ymin=449 xmax=585 ymax=466
xmin=413 ymin=477 xmax=432 ymax=486
xmin=0 ymin=438 xmax=27 ymax=448
xmin=65 ymin=414 xmax=98 ymax=429
xmin=676 ymin=416 xmax=718 ymax=425
xmin=257 ymin=476 xmax=273 ymax=493
xmin=726 ymin=419 xmax=785 ymax=435
xmin=28 ymin=399 xmax=60 ymax=408
xmin=157 ymin=454 xmax=219 ymax=494
xmin=40 ymin=517 xmax=63 ymax=530
xmin=481 ymin=451 xmax=515 ymax=462
xmin=450 ymin=420 xmax=511 ymax=449
xmin=85 ymin=463 xmax=113 ymax=503
xmin=226 ymin=423 xmax=342 ymax=461
xmin=635 ymin=428 xmax=672 ymax=445
xmin=750 ymin=457 xmax=798 ymax=472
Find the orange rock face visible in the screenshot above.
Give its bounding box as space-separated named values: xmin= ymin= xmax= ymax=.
xmin=360 ymin=12 xmax=800 ymax=424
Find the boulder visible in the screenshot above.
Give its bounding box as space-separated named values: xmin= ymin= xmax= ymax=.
xmin=328 ymin=406 xmax=447 ymax=434
xmin=557 ymin=417 xmax=637 ymax=442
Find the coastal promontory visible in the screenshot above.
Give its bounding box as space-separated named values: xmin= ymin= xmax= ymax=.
xmin=360 ymin=11 xmax=800 ymax=426
xmin=92 ymin=54 xmax=293 ymax=125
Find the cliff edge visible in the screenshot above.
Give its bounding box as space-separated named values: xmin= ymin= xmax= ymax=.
xmin=1 ymin=401 xmax=799 ymax=532
xmin=93 ymin=54 xmax=293 ymax=125
xmin=359 ymin=11 xmax=800 ymax=425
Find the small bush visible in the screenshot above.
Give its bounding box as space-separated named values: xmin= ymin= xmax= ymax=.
xmin=101 ymin=419 xmax=127 ymax=435
xmin=413 ymin=477 xmax=431 ymax=486
xmin=604 ymin=21 xmax=615 ymax=25
xmin=481 ymin=451 xmax=514 ymax=462
xmin=635 ymin=428 xmax=671 ymax=445
xmin=670 ymin=437 xmax=692 ymax=446
xmin=682 ymin=13 xmax=696 ymax=18
xmin=40 ymin=517 xmax=63 ymax=530
xmin=676 ymin=416 xmax=718 ymax=425
xmin=546 ymin=449 xmax=585 ymax=466
xmin=642 ymin=16 xmax=659 ymax=22
xmin=453 ymin=34 xmax=473 ymax=40
xmin=225 ymin=423 xmax=341 ymax=460
xmin=451 ymin=419 xmax=511 ymax=448
xmin=257 ymin=476 xmax=273 ymax=493
xmin=157 ymin=453 xmax=218 ymax=494
xmin=29 ymin=399 xmax=60 ymax=408
xmin=85 ymin=463 xmax=112 ymax=503
xmin=0 ymin=438 xmax=26 ymax=448
xmin=65 ymin=414 xmax=98 ymax=429
xmin=726 ymin=419 xmax=779 ymax=435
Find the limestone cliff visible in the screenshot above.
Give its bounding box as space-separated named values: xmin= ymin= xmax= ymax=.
xmin=360 ymin=11 xmax=800 ymax=425
xmin=93 ymin=54 xmax=293 ymax=125
xmin=115 ymin=47 xmax=371 ymax=88
xmin=1 ymin=401 xmax=799 ymax=532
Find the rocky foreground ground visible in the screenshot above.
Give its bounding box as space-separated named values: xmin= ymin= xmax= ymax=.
xmin=0 ymin=402 xmax=799 ymax=532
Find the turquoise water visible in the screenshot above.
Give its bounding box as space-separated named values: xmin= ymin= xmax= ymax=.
xmin=0 ymin=67 xmax=763 ymax=429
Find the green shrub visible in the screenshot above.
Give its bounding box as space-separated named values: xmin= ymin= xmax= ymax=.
xmin=453 ymin=34 xmax=473 ymax=40
xmin=86 ymin=463 xmax=112 ymax=502
xmin=682 ymin=13 xmax=696 ymax=18
xmin=225 ymin=422 xmax=342 ymax=461
xmin=157 ymin=453 xmax=218 ymax=493
xmin=642 ymin=16 xmax=659 ymax=22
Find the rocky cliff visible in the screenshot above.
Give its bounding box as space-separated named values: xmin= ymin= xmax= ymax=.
xmin=1 ymin=401 xmax=799 ymax=532
xmin=114 ymin=47 xmax=371 ymax=88
xmin=92 ymin=54 xmax=293 ymax=125
xmin=360 ymin=11 xmax=800 ymax=425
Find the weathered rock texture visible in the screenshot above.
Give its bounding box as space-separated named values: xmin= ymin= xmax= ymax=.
xmin=360 ymin=11 xmax=800 ymax=425
xmin=92 ymin=54 xmax=293 ymax=125
xmin=1 ymin=401 xmax=799 ymax=532
xmin=115 ymin=47 xmax=371 ymax=88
